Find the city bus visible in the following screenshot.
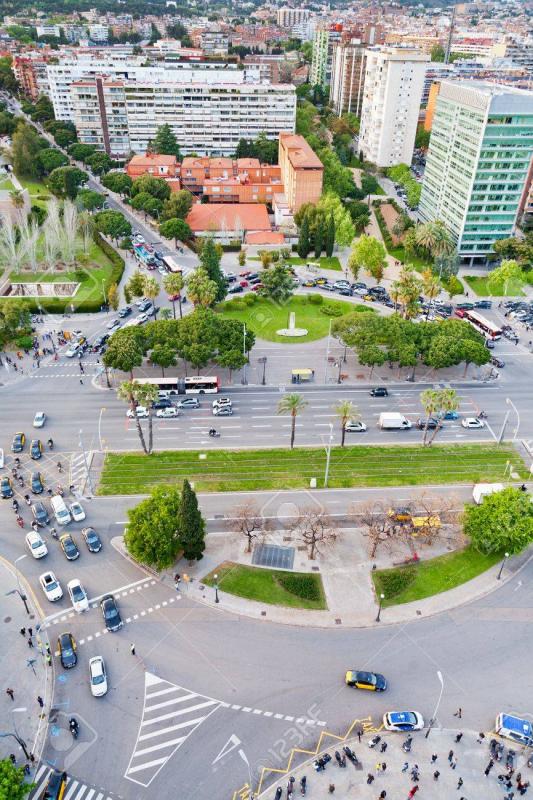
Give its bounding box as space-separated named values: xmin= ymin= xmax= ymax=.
xmin=135 ymin=376 xmax=220 ymax=396
xmin=162 ymin=255 xmax=184 ymax=273
xmin=464 ymin=310 xmax=502 ymax=340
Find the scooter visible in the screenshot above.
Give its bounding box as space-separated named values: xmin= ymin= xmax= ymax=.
xmin=208 ymin=429 xmax=220 ymax=438
xmin=69 ymin=718 xmax=79 ymax=739
xmin=369 ymin=735 xmax=381 ymax=749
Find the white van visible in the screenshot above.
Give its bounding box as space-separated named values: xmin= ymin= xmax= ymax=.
xmin=51 ymin=495 xmax=71 ymax=526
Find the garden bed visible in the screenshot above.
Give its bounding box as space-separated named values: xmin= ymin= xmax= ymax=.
xmin=203 ymin=562 xmax=327 ymax=609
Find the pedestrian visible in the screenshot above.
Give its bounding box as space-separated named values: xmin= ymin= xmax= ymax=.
xmin=408 ymin=787 xmax=419 ymax=799
xmin=357 ymin=727 xmax=363 ymax=743
xmin=46 ymin=654 xmax=51 ymax=667
xmin=402 ymin=762 xmax=409 ymax=773
xmin=28 ymin=628 xmax=33 ymax=637
xmin=9 ymin=754 xmax=16 ymax=765
xmin=29 ymin=753 xmax=35 ymax=764
xmin=24 ymin=764 xmax=30 ymax=776
xmin=328 ymin=784 xmax=335 ymax=794
xmin=130 ymin=643 xmax=136 ymax=656
xmin=37 ymin=696 xmax=44 ymax=708
xmin=27 ymin=637 xmax=34 ymax=648
xmin=434 ymin=771 xmax=440 ymax=781
xmin=451 ymin=756 xmax=457 ymax=770
xmin=455 ymin=732 xmax=463 ymax=743
xmin=79 ymin=378 xmax=83 ymax=385
xmin=380 ymin=741 xmax=387 ymax=752
xmin=379 ymin=792 xmax=386 ymax=799
xmin=381 ymin=762 xmax=387 ymax=773
xmin=431 ymin=754 xmax=438 ymax=763
xmin=485 ymin=761 xmax=494 ymax=776
xmin=80 ymin=363 xmax=84 ymax=374
xmin=457 ymin=777 xmax=464 ymax=789
xmin=477 ymin=732 xmax=485 ymax=744
xmin=19 ymin=627 xmax=26 ymax=637
xmin=367 ymin=773 xmax=374 ymax=785
xmin=376 ymin=763 xmax=382 ymax=772
xmin=6 ymin=688 xmax=14 ymax=700
xmin=454 ymin=708 xmax=462 ymax=718
xmin=448 ymin=750 xmax=454 ymax=763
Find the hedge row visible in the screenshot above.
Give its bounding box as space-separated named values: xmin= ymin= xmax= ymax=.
xmin=373 ymin=204 xmax=395 ymax=251
xmin=93 ymin=230 xmax=125 ymax=287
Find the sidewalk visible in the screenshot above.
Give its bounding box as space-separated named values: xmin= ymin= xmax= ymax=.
xmin=257 ymin=727 xmax=526 ymax=799
xmin=0 ymin=557 xmax=51 ymax=777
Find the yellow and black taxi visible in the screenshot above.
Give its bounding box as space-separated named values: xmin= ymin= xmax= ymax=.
xmin=345 ymin=670 xmax=387 ymax=692
xmin=1 ymin=475 xmax=13 ymax=499
xmin=387 ymin=507 xmax=412 ymax=523
xmin=59 ymin=533 xmax=80 ymax=561
xmin=40 ymin=769 xmax=67 ymax=800
xmin=11 ymin=432 xmax=26 ymax=452
xmin=58 ymin=632 xmax=77 ymax=669
xmin=31 ymin=471 xmax=45 ymax=494
xmin=30 ymin=438 xmax=43 ymax=459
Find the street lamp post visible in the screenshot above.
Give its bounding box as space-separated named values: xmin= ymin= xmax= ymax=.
xmin=375 ymin=593 xmax=385 ymax=622
xmin=258 ymin=356 xmax=267 ymax=386
xmin=425 ymin=670 xmax=444 ymax=739
xmin=98 ymin=407 xmax=106 ymax=451
xmin=323 ymin=423 xmax=334 ymax=487
xmin=242 ymin=323 xmax=248 ymax=385
xmin=0 ymin=731 xmax=30 ymax=761
xmin=497 ymin=552 xmax=510 ymax=580
xmin=214 ymin=573 xmax=219 ymax=604
xmin=506 ymin=397 xmax=520 ymax=441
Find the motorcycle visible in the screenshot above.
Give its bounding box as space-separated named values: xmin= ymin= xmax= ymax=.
xmin=69 ymin=718 xmax=79 ymax=739
xmin=402 ymin=736 xmax=413 ymax=753
xmin=343 ymin=746 xmax=359 ymax=766
xmin=506 ymin=749 xmax=516 ymax=770
xmin=12 ymin=499 xmax=19 ymax=513
xmin=56 ymin=485 xmax=64 ymax=497
xmin=334 ymin=750 xmax=346 ymax=768
xmin=208 ymin=429 xmax=220 ymax=438
xmin=479 ymin=410 xmax=488 ymax=419
xmin=369 ymin=735 xmax=381 ymax=749
xmin=47 ymin=439 xmax=54 ymax=450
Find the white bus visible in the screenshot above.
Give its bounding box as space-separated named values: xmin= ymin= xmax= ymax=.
xmin=464 ymin=310 xmax=502 ymax=340
xmin=134 ymin=376 xmax=220 ymax=396
xmin=162 ymin=256 xmax=184 ymax=274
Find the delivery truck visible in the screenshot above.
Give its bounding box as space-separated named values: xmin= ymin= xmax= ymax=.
xmin=379 ymin=412 xmax=412 ymax=430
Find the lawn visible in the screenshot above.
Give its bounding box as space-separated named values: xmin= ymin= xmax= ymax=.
xmin=371 ymin=545 xmax=502 ymax=607
xmin=249 ymin=256 xmax=342 ymax=271
xmin=388 ymin=246 xmax=432 ymax=273
xmin=464 ymin=274 xmax=527 ymax=297
xmin=16 ymin=177 xmax=51 ymax=198
xmin=203 ymin=562 xmax=327 ymax=609
xmin=216 ymin=294 xmax=360 ymax=343
xmin=98 ymin=443 xmax=527 ymax=495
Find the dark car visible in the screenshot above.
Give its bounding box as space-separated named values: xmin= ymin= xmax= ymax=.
xmin=339 ymin=287 xmax=353 ymax=296
xmin=138 ymin=299 xmax=153 ymax=313
xmin=437 ymin=305 xmax=453 ymax=317
xmin=11 ymin=432 xmax=25 ymax=452
xmin=32 ymin=502 xmax=50 ymax=526
xmin=474 ymin=300 xmax=492 ymax=309
xmin=228 ymin=285 xmax=244 ymax=294
xmin=58 ymin=632 xmax=77 ymax=669
xmin=416 ymin=417 xmax=439 ymax=430
xmin=92 ymin=334 xmax=109 ymax=351
xmin=370 ymin=387 xmax=388 ymax=397
xmin=368 ymin=286 xmax=388 ymax=296
xmin=118 ymin=306 xmax=132 ymax=318
xmin=1 ymin=476 xmax=13 ymax=499
xmin=82 ymin=526 xmax=102 ymax=553
xmin=30 ymin=439 xmax=43 ymax=460
xmin=152 ymin=398 xmax=172 ymax=409
xmin=455 ymin=302 xmax=474 ymax=310
xmin=31 ymin=471 xmax=44 ymax=494
xmin=60 ymin=534 xmax=80 ymax=561
xmin=490 ymin=356 xmax=505 ymax=368
xmin=224 ymin=273 xmax=237 ymax=283
xmin=345 ymin=670 xmax=387 ymax=692
xmin=41 ymin=768 xmax=67 ymax=800
xmin=101 ymin=594 xmax=123 ymax=632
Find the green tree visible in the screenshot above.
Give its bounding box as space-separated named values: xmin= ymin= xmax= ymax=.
xmin=152 ymin=123 xmax=181 ymax=158
xmin=325 ymin=213 xmax=335 ymax=257
xmin=415 ymin=220 xmax=455 ymax=258
xmin=125 ymin=486 xmax=183 ymax=569
xmin=238 ymin=250 xmax=246 ymax=268
xmin=68 ymin=142 xmax=97 ymax=162
xmin=177 ymin=479 xmax=206 ymax=561
xmin=159 ymin=217 xmax=192 ymax=248
xmin=348 ymin=235 xmax=387 ymax=282
xmin=460 ymin=338 xmax=490 ymax=376
xmin=347 ymin=201 xmax=371 ymax=234
xmin=101 ymin=172 xmax=132 ymax=196
xmin=117 ymin=379 xmax=149 ymax=453
xmin=103 ymin=331 xmax=144 ymax=380
xmin=163 ymin=271 xmax=185 ymax=319
xmin=126 ymin=270 xmax=146 ymax=301
xmin=217 ymin=348 xmax=247 ymax=382
xmin=421 ymin=268 xmax=441 ymax=319
xmin=11 ymin=124 xmax=42 ymax=179
xmin=333 ymin=399 xmax=360 ymax=447
xmin=277 ymin=393 xmax=307 ymax=449
xmin=431 ymin=44 xmax=445 ymax=62
xmin=0 ymin=758 xmax=33 ymax=800
xmin=37 ymin=147 xmax=68 ymax=174
xmin=433 ymin=252 xmax=459 ymax=282
xmin=161 ymin=190 xmax=193 ymax=221
xmin=415 ymin=127 xmax=431 ymax=150
xmin=143 ymin=196 xmax=163 ymax=220
xmin=314 ymin=214 xmax=324 ymax=258
xmin=297 ymin=214 xmax=311 ymax=258
xmin=150 ymin=343 xmax=177 ymax=376
xmin=487 ymin=259 xmax=523 ymax=296
xmin=47 ymin=166 xmax=87 ymax=199
xmin=200 ymin=237 xmax=226 ymax=302
xmin=107 ymin=282 xmax=119 ymax=311
xmin=77 ymin=189 xmax=104 ymax=211
xmin=142 ymin=275 xmax=160 ymax=317
xmin=358 ymin=344 xmax=386 ymax=376
xmin=94 ymin=210 xmax=132 ymax=242
xmin=492 ymin=237 xmax=522 ymax=262
xmin=131 ymin=174 xmax=171 ymax=201
xmin=131 ymin=190 xmax=155 ymax=219
xmin=187 ymin=267 xmax=218 ymax=308
xmin=392 ymin=264 xmax=423 ymax=319
xmin=86 ymin=151 xmax=114 ymax=175
xmin=317 ymin=193 xmax=355 ymax=247
xmin=463 ymin=488 xmax=533 ymax=555
xmin=260 ymin=264 xmax=294 ymax=303
xmin=54 ymin=127 xmax=77 ymax=148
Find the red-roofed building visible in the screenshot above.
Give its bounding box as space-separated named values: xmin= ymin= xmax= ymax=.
xmin=278 ymin=132 xmax=323 ymax=212
xmin=186 ymin=203 xmax=272 ymax=242
xmin=127 ymin=153 xmax=179 ymax=180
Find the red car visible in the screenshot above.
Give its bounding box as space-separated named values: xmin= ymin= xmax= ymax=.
xmin=168 ymin=293 xmax=181 ymax=302
xmin=239 ymin=280 xmax=249 ymax=288
xmin=239 ymin=270 xmax=252 ymax=277
xmin=455 ymin=309 xmax=466 ymax=318
xmin=251 ymin=283 xmax=263 ymax=292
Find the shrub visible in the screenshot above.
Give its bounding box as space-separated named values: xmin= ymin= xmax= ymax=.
xmin=377 ymin=566 xmax=417 ymax=598
xmin=307 ymin=293 xmax=323 ymax=305
xmin=15 ymin=334 xmax=33 ymax=350
xmin=93 ymin=230 xmax=125 ymax=288
xmin=443 ymin=276 xmax=463 ymax=296
xmin=243 ymin=293 xmax=257 ymax=306
xmin=276 ymin=573 xmax=322 ymax=601
xmin=320 ymin=303 xmax=343 ymax=317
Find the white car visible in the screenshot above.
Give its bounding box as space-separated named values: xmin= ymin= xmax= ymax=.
xmin=39 ymin=571 xmax=63 ymax=602
xmin=212 ymin=397 xmax=232 ymax=410
xmin=33 ymin=411 xmax=46 ymax=428
xmin=89 ymin=656 xmax=108 ymax=697
xmin=213 ymin=405 xmax=233 ymax=417
xmin=461 ymin=417 xmax=485 ymax=429
xmin=25 ymin=531 xmax=48 ymax=559
xmin=383 ymin=711 xmax=424 ymax=732
xmin=67 ymin=579 xmax=89 ymax=613
xmin=106 ymin=318 xmax=122 ymax=331
xmin=70 ymin=501 xmax=86 ymax=522
xmin=65 ymin=343 xmax=80 ymax=358
xmin=136 ymin=313 xmax=149 ymax=325
xmin=345 ymin=420 xmax=367 ymax=433
xmin=156 ymin=407 xmax=179 ymax=418
xmin=126 ymin=406 xmax=149 ymax=419
xmin=157 ymin=265 xmax=166 ymax=275
xmin=176 ymin=398 xmax=200 ymax=409
xmin=135 ymin=296 xmax=148 ymax=307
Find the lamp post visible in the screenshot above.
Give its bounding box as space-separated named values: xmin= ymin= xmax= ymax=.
xmin=497 ymin=552 xmax=510 ymax=580
xmin=375 ymin=592 xmax=385 ymax=622
xmin=242 ymin=323 xmax=248 ymax=385
xmin=506 ymin=397 xmax=520 ymax=441
xmin=101 ymin=279 xmax=107 ymax=307
xmin=0 ymin=730 xmax=30 ymax=761
xmin=425 ymin=670 xmax=444 ymax=738
xmin=98 ymin=407 xmax=106 ymax=451
xmin=258 ymin=356 xmax=267 ymax=386
xmin=323 ymin=423 xmax=334 ymax=487
xmin=214 ymin=573 xmax=219 ymax=604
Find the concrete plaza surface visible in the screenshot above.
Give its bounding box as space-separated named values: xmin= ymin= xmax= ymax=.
xmin=258 ymin=727 xmax=530 ymax=799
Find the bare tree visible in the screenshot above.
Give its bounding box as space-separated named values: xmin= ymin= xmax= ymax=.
xmin=409 ymin=490 xmax=462 ymax=546
xmin=19 ymin=220 xmax=40 ymax=272
xmin=0 ymin=218 xmax=25 ymax=272
xmin=291 ymin=507 xmax=337 ymax=560
xmin=60 ymin=200 xmax=79 ymax=266
xmin=230 ymin=500 xmax=268 ymax=553
xmin=356 ymin=500 xmax=398 ymax=558
xmin=43 ymin=197 xmax=62 ymax=271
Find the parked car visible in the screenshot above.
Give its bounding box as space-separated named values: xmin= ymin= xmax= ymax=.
xmin=490 ymin=356 xmax=505 ymax=368
xmin=370 ymin=387 xmax=388 ymax=397
xmin=33 ymin=411 xmax=46 ymax=428
xmin=82 ymin=527 xmax=102 ymax=553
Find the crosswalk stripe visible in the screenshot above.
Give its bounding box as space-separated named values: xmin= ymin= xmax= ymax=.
xmin=127 ymin=756 xmax=168 ymax=775
xmin=28 ymin=769 xmax=115 ymax=800
xmin=138 ymin=715 xmax=208 ymax=741
xmin=145 ymin=691 xmax=198 ymax=710
xmin=133 ymin=736 xmax=187 ymax=757
xmin=84 ymin=789 xmax=96 ymax=800
xmin=64 ymin=781 xmax=80 ymax=799
xmin=142 ymin=700 xmax=217 ymax=725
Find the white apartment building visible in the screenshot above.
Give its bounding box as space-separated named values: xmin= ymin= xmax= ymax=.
xmin=36 ymin=24 xmax=61 ymax=38
xmin=277 ymin=7 xmax=309 ymax=28
xmin=70 ymin=73 xmax=296 ymax=157
xmin=329 ymin=42 xmax=366 ymax=116
xmin=88 ymin=24 xmax=109 ymax=42
xmin=358 ymin=46 xmax=429 ymax=167
xmin=419 ymin=80 xmax=533 ymax=263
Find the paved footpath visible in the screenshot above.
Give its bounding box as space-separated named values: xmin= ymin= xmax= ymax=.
xmin=257 ymin=727 xmax=530 ymax=799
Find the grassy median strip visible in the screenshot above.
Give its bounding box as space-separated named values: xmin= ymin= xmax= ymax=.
xmin=98 ymin=443 xmax=527 ymax=495
xmin=372 ymin=546 xmax=502 ymax=607
xmin=203 ymin=562 xmax=327 ymax=609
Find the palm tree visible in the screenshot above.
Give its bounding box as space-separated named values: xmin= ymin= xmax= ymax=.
xmin=422 ymin=269 xmax=441 ymax=320
xmin=133 ymin=382 xmax=159 ymax=455
xmin=118 ymin=380 xmax=150 ymax=455
xmin=415 ymin=221 xmax=455 ymax=259
xmin=428 ymin=388 xmax=459 ymax=445
xmin=333 ymin=400 xmax=360 ymax=447
xmin=277 ymin=393 xmax=307 ymax=449
xmin=142 ymin=276 xmax=160 ymax=319
xmin=419 ymin=388 xmax=440 ymax=446
xmin=163 ymin=271 xmax=185 ymax=319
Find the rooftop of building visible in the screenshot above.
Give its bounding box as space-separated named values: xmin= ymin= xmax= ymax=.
xmin=186 ymin=203 xmax=271 ymax=232
xmin=128 ymin=153 xmax=178 ymax=167
xmin=279 ymin=132 xmax=324 ymax=170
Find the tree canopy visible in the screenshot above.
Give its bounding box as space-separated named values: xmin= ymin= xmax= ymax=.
xmin=463 ymin=488 xmax=533 ymax=555
xmin=125 ymin=486 xmax=183 ymax=569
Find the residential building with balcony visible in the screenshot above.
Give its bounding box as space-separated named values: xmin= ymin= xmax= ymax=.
xmin=278 ymin=132 xmax=323 ymax=212
xmin=329 ymin=41 xmax=366 ymax=116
